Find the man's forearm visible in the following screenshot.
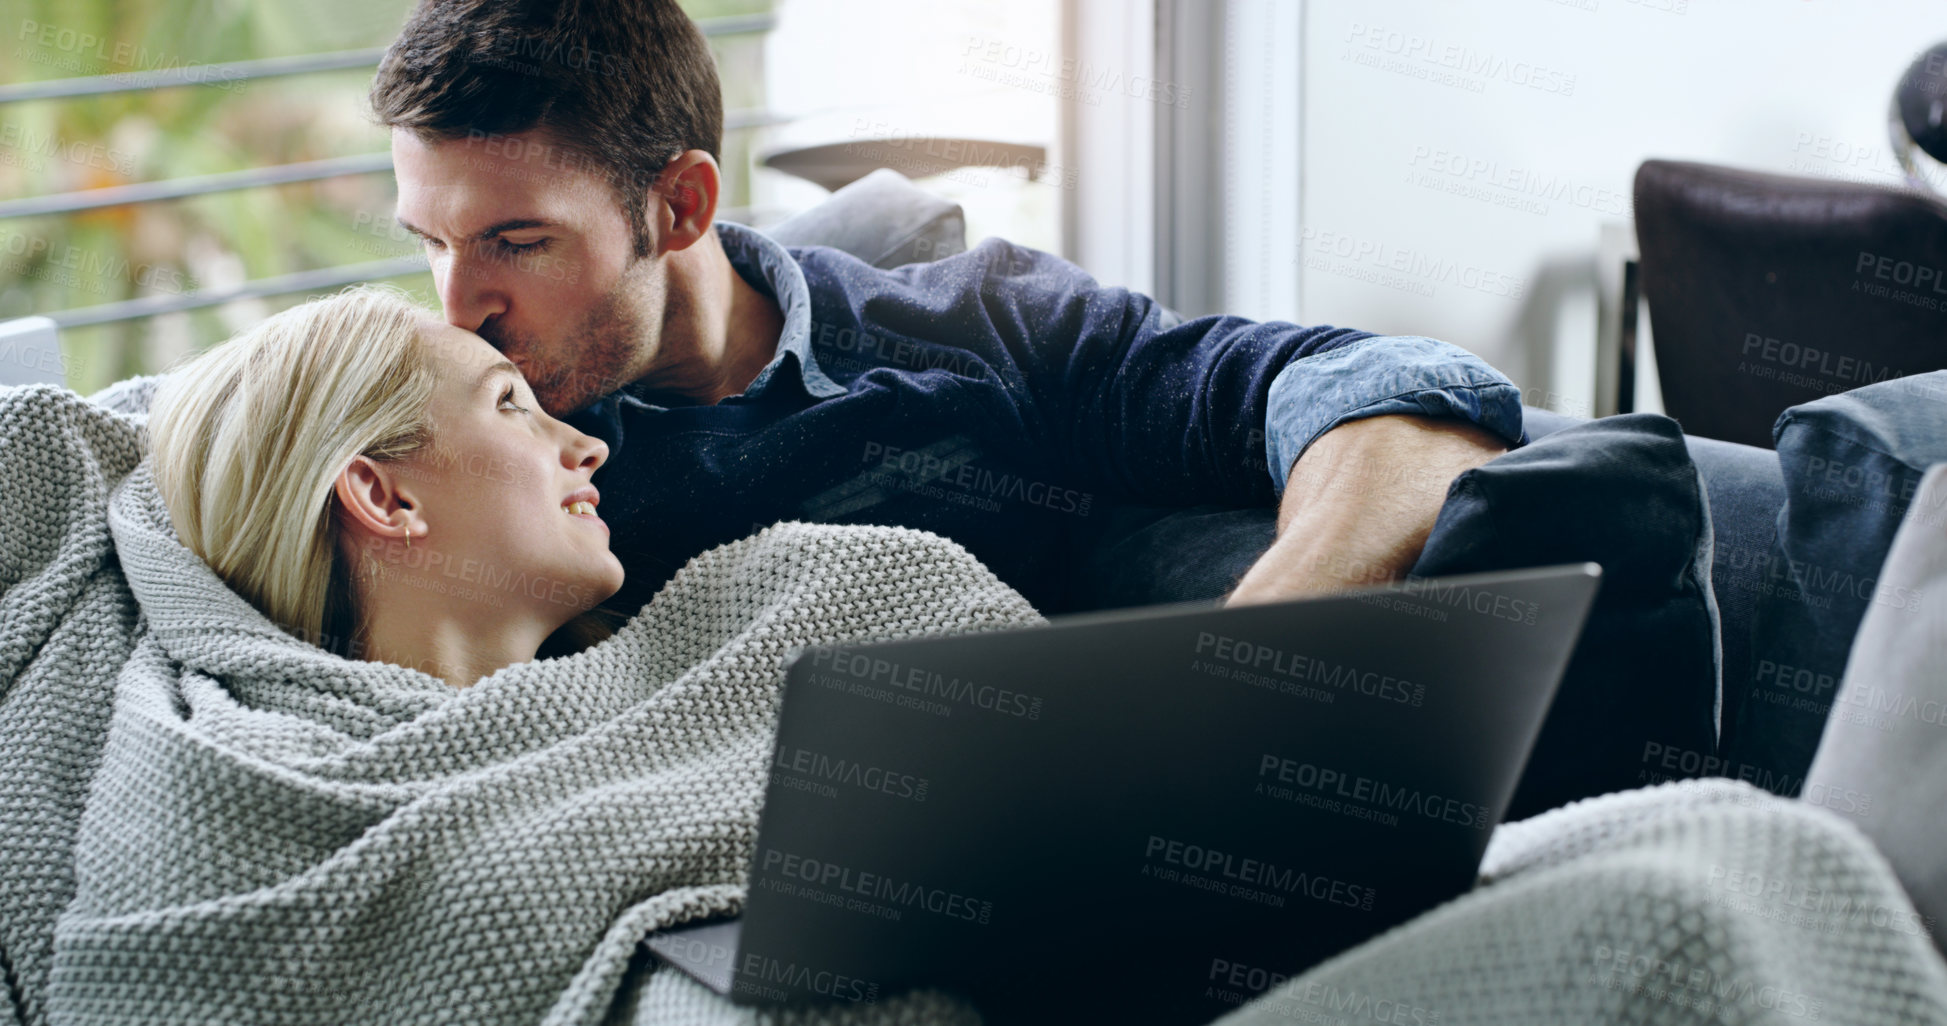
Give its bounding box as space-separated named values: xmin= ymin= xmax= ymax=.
xmin=1226 ymin=414 xmax=1509 ymax=606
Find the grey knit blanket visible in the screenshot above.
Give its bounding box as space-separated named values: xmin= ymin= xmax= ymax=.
xmin=6 ymin=381 xmax=1947 ymax=1026
xmin=0 ymin=383 xmax=1033 ymax=1025
xmin=1216 ymin=779 xmax=1947 ymax=1026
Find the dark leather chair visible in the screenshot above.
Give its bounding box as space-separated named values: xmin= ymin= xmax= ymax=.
xmin=1632 ymin=159 xmax=1947 ymax=448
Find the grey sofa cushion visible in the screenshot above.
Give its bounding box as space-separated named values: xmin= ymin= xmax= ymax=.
xmin=1727 ymin=371 xmax=1947 ymax=795
xmin=1803 ymin=462 xmax=1947 ymax=951
xmin=1409 ymin=412 xmax=1720 ymax=820
xmin=762 ymin=168 xmax=966 ymax=269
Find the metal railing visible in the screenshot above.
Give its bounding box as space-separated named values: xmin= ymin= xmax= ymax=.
xmin=2 ymin=13 xmax=779 ymax=330
xmin=0 ymin=47 xmax=391 ymax=105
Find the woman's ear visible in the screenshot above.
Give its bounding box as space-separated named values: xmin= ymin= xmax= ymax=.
xmin=652 ymin=150 xmax=722 ymax=254
xmin=333 ymin=455 xmax=416 ymax=547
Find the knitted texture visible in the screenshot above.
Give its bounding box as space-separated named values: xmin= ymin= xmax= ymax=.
xmin=1215 ymin=779 xmax=1947 ymax=1026
xmin=0 ymin=386 xmax=145 ymax=1026
xmin=0 ymin=383 xmax=1038 ymax=1025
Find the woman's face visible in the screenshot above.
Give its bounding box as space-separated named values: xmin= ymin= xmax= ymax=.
xmin=371 ymin=319 xmax=625 ymax=620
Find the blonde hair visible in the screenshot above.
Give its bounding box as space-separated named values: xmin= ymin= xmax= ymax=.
xmin=149 ymin=285 xmax=436 ymax=650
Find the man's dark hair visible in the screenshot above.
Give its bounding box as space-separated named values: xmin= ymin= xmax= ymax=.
xmin=371 ymin=0 xmax=723 ymax=256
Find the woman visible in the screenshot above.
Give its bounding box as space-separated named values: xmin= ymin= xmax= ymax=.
xmin=23 ymin=284 xmax=1034 ymax=1026
xmin=147 ymin=284 xmax=628 ymax=687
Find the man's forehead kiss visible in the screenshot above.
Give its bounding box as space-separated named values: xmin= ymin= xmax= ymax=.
xmin=411 ymin=317 xmax=520 ymax=375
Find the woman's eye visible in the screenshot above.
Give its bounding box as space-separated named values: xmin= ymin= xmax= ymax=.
xmin=499 ymin=386 xmax=529 ymax=413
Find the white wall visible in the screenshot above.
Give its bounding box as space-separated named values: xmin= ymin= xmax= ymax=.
xmin=763 ymin=0 xmax=1061 ymax=253
xmin=1296 ymin=0 xmax=1947 ymax=417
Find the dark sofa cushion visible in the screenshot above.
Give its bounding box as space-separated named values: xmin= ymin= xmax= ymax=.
xmin=1724 ymin=370 xmax=1947 ymax=795
xmin=1408 ymin=413 xmax=1720 ymax=819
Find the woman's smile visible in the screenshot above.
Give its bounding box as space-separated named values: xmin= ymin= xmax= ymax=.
xmin=563 ymin=486 xmax=606 ymax=530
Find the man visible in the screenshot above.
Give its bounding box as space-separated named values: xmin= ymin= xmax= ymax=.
xmin=369 ymin=0 xmax=1524 ymax=618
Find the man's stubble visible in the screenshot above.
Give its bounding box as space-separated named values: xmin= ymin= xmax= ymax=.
xmin=482 ymin=255 xmax=665 ymax=418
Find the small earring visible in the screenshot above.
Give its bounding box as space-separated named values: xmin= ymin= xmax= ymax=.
xmin=405 ymin=528 xmax=411 ymax=551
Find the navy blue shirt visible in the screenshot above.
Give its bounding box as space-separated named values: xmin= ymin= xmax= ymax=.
xmin=566 ymin=222 xmax=1525 ymax=616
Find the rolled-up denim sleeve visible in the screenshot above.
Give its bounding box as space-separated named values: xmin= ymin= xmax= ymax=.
xmin=1263 ymin=335 xmax=1528 ymax=496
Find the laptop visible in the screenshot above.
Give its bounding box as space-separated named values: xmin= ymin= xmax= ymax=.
xmin=645 ymin=563 xmax=1601 ymax=1024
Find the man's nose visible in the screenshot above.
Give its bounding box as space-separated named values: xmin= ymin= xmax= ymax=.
xmin=435 ymin=253 xmax=508 ymax=333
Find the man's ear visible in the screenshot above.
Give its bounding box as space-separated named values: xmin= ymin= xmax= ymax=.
xmin=652 ymin=150 xmax=722 ymax=254
xmin=333 ymin=455 xmax=417 ymax=555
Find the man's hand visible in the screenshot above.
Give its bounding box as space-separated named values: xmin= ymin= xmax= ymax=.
xmin=1225 ymin=414 xmax=1510 ymax=606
